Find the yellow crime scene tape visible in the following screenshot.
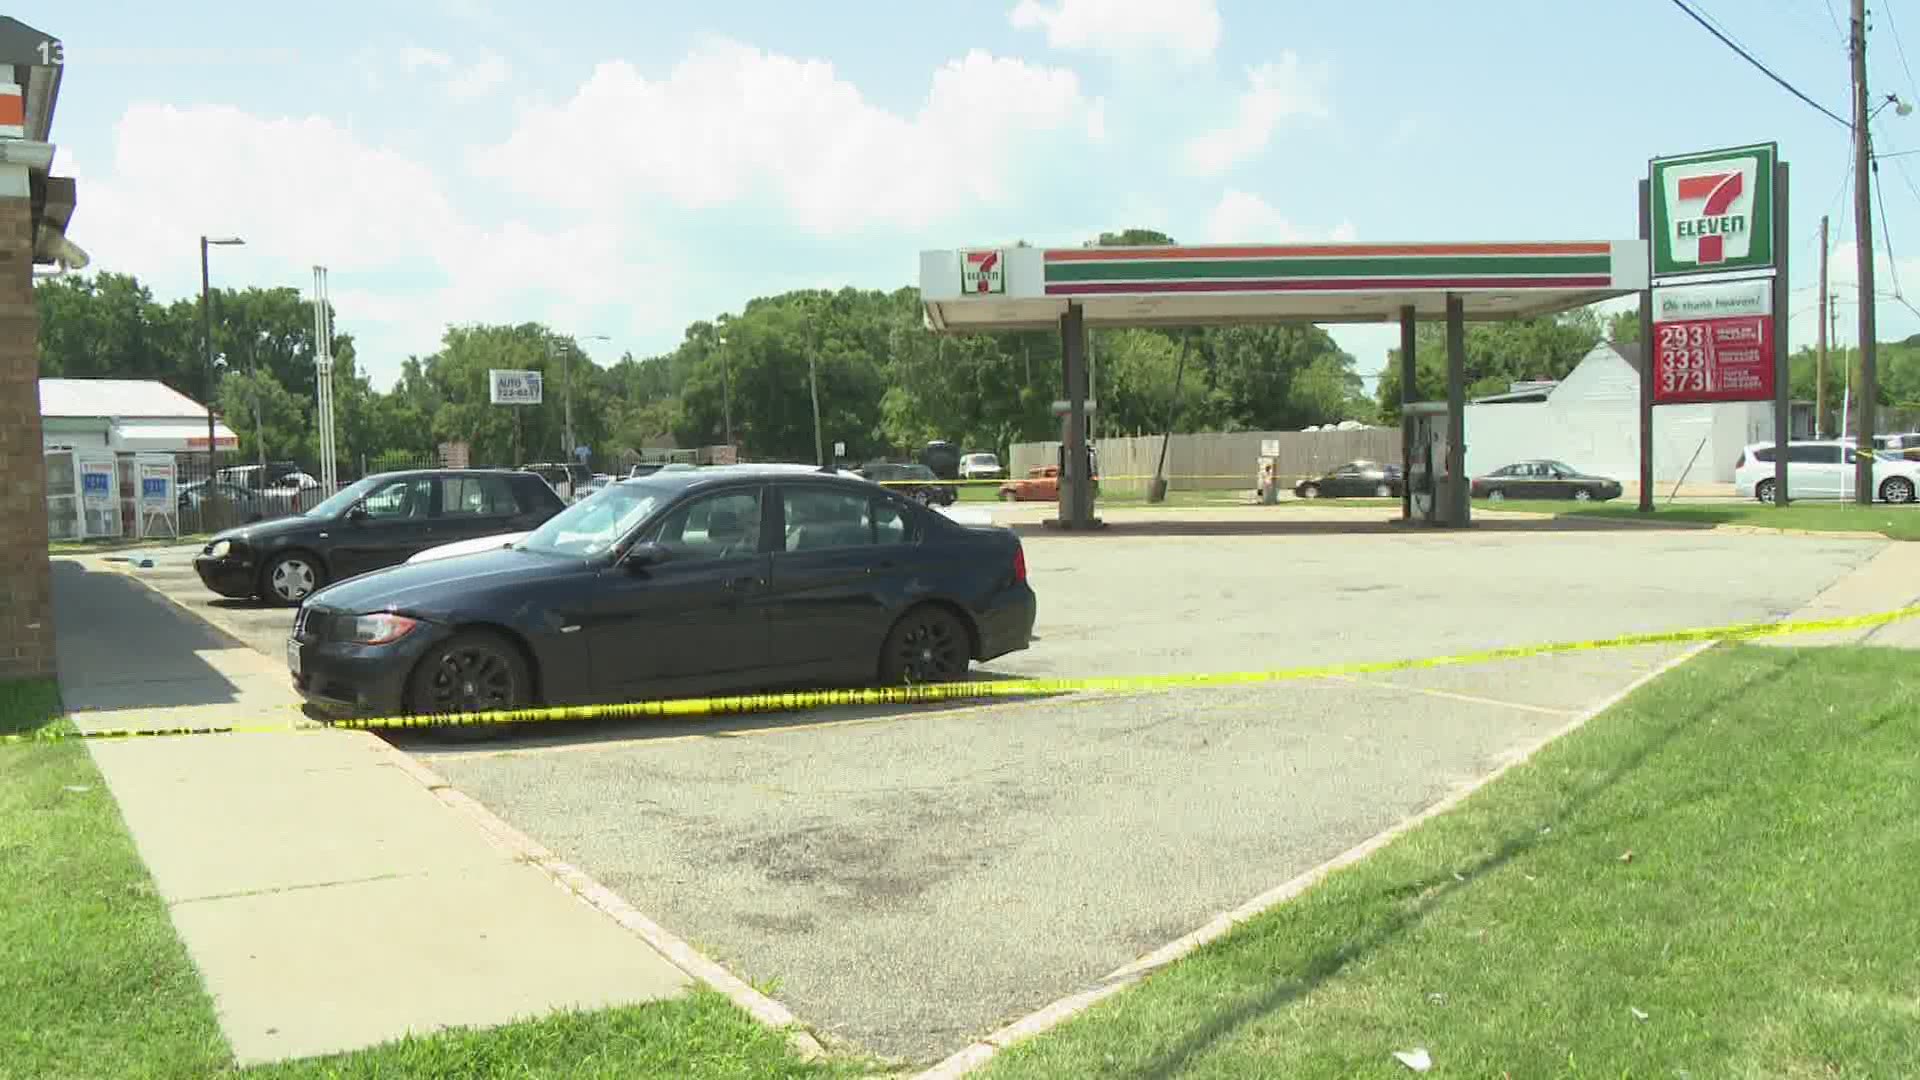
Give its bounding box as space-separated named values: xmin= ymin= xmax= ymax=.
xmin=8 ymin=603 xmax=1917 ymax=746
xmin=875 ymin=473 xmax=1268 ymax=487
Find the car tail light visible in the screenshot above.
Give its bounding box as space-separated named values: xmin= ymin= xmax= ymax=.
xmin=1012 ymin=542 xmax=1027 ymax=584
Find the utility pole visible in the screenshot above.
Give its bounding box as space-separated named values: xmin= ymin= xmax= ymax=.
xmin=1817 ymin=215 xmax=1829 ymax=437
xmin=1852 ymin=0 xmax=1878 ymax=503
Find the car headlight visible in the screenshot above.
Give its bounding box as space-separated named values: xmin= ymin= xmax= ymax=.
xmin=344 ymin=612 xmax=421 ymax=645
xmin=208 ymin=540 xmax=232 ymax=558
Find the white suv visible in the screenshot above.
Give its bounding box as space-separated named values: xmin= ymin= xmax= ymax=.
xmin=1734 ymin=439 xmax=1920 ymax=504
xmin=959 ymin=452 xmax=1005 ymax=480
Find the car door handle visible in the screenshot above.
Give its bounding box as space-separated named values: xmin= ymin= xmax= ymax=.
xmin=722 ymin=575 xmax=764 ymax=591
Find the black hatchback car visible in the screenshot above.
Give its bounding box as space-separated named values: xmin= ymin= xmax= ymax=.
xmin=193 ymin=469 xmax=567 ymax=606
xmin=286 ymin=464 xmax=1037 ymax=719
xmin=859 ymin=462 xmax=957 ymax=506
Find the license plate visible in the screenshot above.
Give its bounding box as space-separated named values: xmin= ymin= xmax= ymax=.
xmin=287 ymin=639 xmax=302 ymax=677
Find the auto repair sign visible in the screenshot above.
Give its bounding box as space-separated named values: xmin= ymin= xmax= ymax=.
xmin=1650 ymin=142 xmax=1777 ymax=278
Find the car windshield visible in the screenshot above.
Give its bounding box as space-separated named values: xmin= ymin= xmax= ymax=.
xmin=517 ymin=481 xmax=666 ymax=557
xmin=302 ymin=474 xmax=387 ymax=518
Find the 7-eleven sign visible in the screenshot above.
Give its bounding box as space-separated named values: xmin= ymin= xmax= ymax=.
xmin=960 ymin=250 xmax=1006 ymax=294
xmin=1650 ymin=143 xmax=1777 ymax=277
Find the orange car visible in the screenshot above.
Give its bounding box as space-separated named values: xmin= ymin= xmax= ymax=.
xmin=998 ymin=464 xmax=1101 ymax=502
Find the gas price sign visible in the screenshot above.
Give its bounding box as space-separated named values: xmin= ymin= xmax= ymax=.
xmin=1650 ymin=279 xmax=1774 ymax=405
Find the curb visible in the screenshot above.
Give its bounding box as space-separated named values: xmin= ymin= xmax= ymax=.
xmin=374 ymin=744 xmax=828 ymax=1061
xmin=912 ymin=638 xmax=1717 ymax=1079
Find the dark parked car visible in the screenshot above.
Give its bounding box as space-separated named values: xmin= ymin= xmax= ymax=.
xmin=285 ymin=464 xmax=1036 ymax=720
xmin=859 ymin=462 xmax=957 ymax=506
xmin=1293 ymin=460 xmax=1405 ymax=499
xmin=1470 ymin=460 xmax=1623 ymax=502
xmin=193 ymin=469 xmax=568 ymax=606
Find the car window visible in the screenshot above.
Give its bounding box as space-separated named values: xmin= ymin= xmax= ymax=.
xmin=439 ymin=475 xmax=516 ymax=517
xmin=1333 ymin=465 xmax=1359 ymax=477
xmin=1787 ymin=444 xmax=1842 ymax=464
xmin=783 ymin=488 xmax=885 ymax=551
xmin=650 ymin=489 xmax=763 ymax=562
xmin=1751 ymin=446 xmax=1776 ymax=463
xmin=360 ymin=477 xmax=432 ymax=520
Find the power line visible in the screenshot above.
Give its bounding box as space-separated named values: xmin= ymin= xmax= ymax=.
xmin=1825 ymin=0 xmax=1846 ymax=40
xmin=1669 ymin=0 xmax=1853 ymax=127
xmin=1884 ymin=0 xmax=1920 ymax=101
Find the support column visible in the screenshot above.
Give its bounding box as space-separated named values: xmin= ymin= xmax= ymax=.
xmin=1049 ymin=303 xmax=1099 ymax=530
xmin=1444 ymin=293 xmax=1469 ymax=527
xmin=1773 ymin=160 xmax=1791 ymax=505
xmin=0 ymin=171 xmax=56 ymax=679
xmin=1398 ymin=305 xmax=1416 ymax=522
xmin=1637 ymin=178 xmax=1655 ymax=513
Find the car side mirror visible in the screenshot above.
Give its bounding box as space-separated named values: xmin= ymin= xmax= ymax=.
xmin=624 ymin=541 xmax=671 ymax=569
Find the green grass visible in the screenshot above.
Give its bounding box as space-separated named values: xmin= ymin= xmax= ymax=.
xmin=1477 ymin=499 xmax=1920 ymax=541
xmin=0 ymin=680 xmax=875 ymax=1080
xmin=982 ymin=645 xmax=1920 ymax=1079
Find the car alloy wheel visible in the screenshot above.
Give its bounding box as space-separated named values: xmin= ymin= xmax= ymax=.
xmin=1300 ymin=484 xmax=1320 ymax=499
xmin=1573 ymin=489 xmax=1593 ymax=502
xmin=264 ymin=553 xmax=324 ymax=606
xmin=1487 ymin=489 xmax=1505 ymax=502
xmin=411 ymin=630 xmax=529 ymax=721
xmin=1374 ymin=483 xmax=1392 ymax=498
xmin=1000 ymin=490 xmax=1018 ymax=502
xmin=880 ymin=606 xmax=968 ymax=685
xmin=1756 ymin=479 xmax=1777 ymax=505
xmin=1882 ymin=476 xmax=1917 ymax=504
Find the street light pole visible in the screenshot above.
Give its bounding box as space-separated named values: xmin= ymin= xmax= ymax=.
xmin=199 ymin=235 xmax=244 ymax=483
xmin=716 ymin=332 xmax=734 ymax=449
xmin=1852 ymin=0 xmax=1879 ymax=503
xmin=555 ymin=332 xmax=609 ymax=465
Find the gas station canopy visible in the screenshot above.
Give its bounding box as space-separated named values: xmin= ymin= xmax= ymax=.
xmin=920 ymin=241 xmax=1649 ymax=332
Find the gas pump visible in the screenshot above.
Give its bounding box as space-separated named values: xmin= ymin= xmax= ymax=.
xmin=1403 ymin=402 xmax=1464 ymax=526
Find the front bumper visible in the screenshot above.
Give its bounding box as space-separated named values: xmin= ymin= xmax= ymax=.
xmin=193 ymin=554 xmax=257 ymax=598
xmin=289 ymin=620 xmax=444 ymax=718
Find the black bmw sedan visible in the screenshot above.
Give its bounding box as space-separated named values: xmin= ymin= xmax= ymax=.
xmin=193 ymin=469 xmax=567 ymax=606
xmin=287 ymin=464 xmax=1037 ymax=719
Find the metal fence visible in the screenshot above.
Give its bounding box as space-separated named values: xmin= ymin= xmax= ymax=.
xmin=1009 ymin=428 xmax=1402 ymax=495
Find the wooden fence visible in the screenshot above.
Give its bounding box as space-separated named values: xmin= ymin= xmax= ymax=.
xmin=1008 ymin=428 xmax=1401 ymax=494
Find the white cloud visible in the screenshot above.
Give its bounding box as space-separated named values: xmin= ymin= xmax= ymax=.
xmin=1201 ymin=189 xmax=1353 ymax=244
xmin=67 ymin=103 xmax=670 ymax=387
xmin=1086 ymin=97 xmax=1107 ymax=142
xmin=1182 ymin=54 xmax=1329 ymax=177
xmin=475 ymin=39 xmax=1095 ymax=233
xmin=1009 ymin=0 xmax=1221 ymax=65
xmin=400 ymin=46 xmax=453 ymax=73
xmin=447 ymin=53 xmax=512 ymax=101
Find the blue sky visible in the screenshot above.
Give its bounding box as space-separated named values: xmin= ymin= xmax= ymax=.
xmin=26 ymin=0 xmax=1920 ymax=391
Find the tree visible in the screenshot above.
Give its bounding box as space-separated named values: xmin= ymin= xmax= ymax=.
xmin=1376 ymin=308 xmax=1606 ymax=420
xmin=1606 ymin=307 xmax=1640 ymax=343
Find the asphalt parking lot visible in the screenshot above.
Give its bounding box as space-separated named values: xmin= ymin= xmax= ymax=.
xmin=113 ymin=516 xmax=1888 ymax=1064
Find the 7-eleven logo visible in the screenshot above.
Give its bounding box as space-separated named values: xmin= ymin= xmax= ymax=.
xmin=1663 ymin=158 xmax=1759 ymax=267
xmin=961 ymin=250 xmax=1005 ymax=294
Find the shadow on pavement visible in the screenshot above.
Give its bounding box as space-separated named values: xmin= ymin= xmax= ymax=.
xmin=1008 ymin=514 xmax=1707 ymax=539
xmin=50 ymin=559 xmax=254 ymax=711
xmin=368 ymin=667 xmax=1054 ymax=755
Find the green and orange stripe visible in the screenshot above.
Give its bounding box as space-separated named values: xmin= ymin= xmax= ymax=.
xmin=1042 ymin=242 xmax=1615 ymax=296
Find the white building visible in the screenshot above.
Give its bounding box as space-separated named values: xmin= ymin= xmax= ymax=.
xmin=39 ymin=378 xmax=238 ymax=542
xmin=1463 ymin=341 xmax=1813 ymax=484
xmin=39 ymin=378 xmax=237 ymax=455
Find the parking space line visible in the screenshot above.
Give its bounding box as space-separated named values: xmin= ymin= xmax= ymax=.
xmin=1318 ymin=673 xmax=1581 ymax=717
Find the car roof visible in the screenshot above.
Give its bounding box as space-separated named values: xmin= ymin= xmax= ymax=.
xmin=613 ymin=463 xmax=874 ymax=492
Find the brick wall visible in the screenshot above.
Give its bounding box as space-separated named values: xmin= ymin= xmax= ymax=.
xmin=0 ymin=194 xmax=54 ymax=680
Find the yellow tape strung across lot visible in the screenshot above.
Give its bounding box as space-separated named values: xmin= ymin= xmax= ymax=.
xmin=8 ymin=603 xmax=1917 ymax=746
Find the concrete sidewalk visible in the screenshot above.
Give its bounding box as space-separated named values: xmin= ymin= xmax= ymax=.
xmin=1758 ymin=541 xmax=1920 ymax=648
xmin=51 ymin=559 xmax=689 ymax=1066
